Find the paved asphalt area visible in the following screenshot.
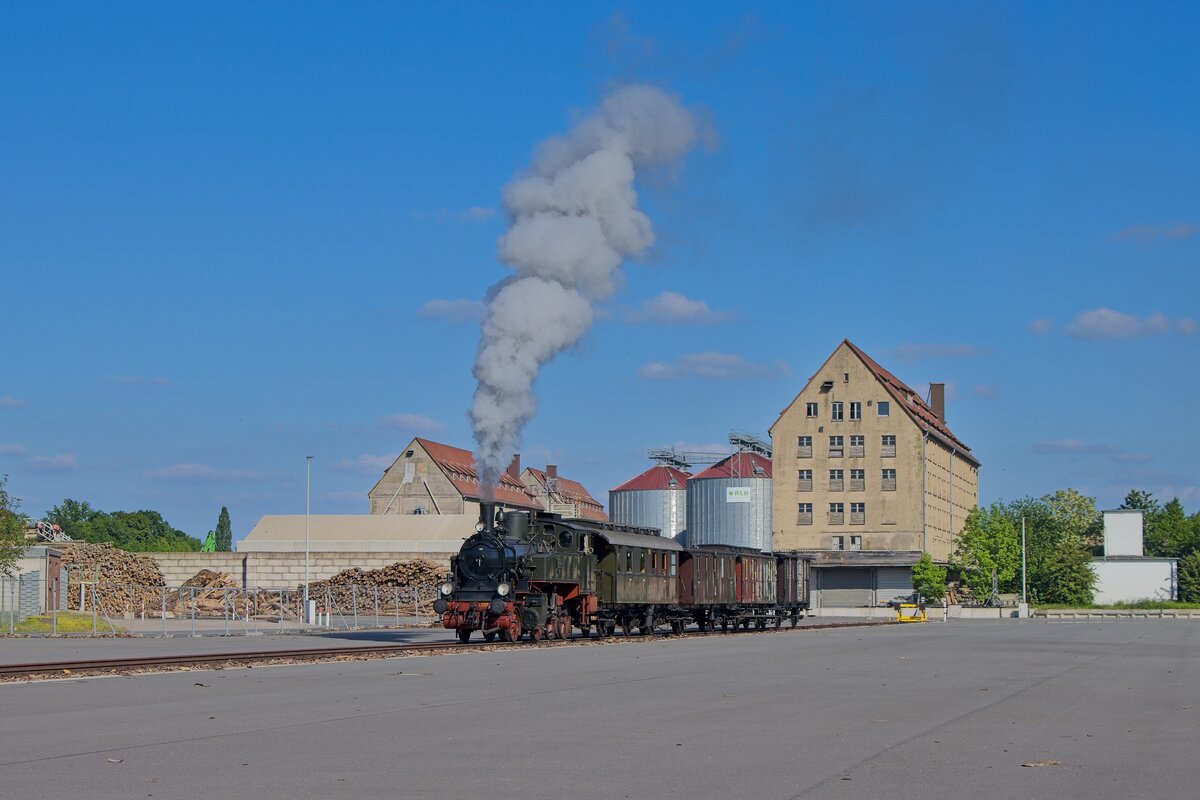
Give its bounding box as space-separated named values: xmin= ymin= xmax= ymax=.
xmin=0 ymin=616 xmax=849 ymax=666
xmin=1 ymin=622 xmax=1195 ymax=800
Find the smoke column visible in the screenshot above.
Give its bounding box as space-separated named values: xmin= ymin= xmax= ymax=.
xmin=471 ymin=85 xmax=700 ymax=491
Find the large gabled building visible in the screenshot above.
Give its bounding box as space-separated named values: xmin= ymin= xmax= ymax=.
xmin=521 ymin=466 xmax=607 ymax=522
xmin=769 ymin=340 xmax=980 ymax=562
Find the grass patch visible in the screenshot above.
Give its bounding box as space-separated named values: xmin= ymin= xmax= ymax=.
xmin=8 ymin=611 xmax=125 ymax=634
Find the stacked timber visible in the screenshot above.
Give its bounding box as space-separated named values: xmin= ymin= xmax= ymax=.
xmin=57 ymin=542 xmax=165 ymax=612
xmin=304 ymin=560 xmax=441 ymax=610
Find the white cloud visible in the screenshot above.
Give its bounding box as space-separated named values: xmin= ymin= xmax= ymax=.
xmin=0 ymin=396 xmax=26 ymax=408
xmin=332 ymin=454 xmax=398 ymax=475
xmin=28 ymin=453 xmax=78 ymax=471
xmin=1114 ymin=221 xmax=1200 ymax=242
xmin=377 ymin=413 xmax=444 ymax=433
xmin=625 ymin=292 xmax=734 ymax=324
xmin=639 ymin=352 xmax=787 ymax=381
xmin=1027 ymin=318 xmax=1054 ymax=335
xmin=888 ymin=343 xmax=980 ymax=362
xmin=1065 ymin=307 xmax=1195 ymax=340
xmin=0 ymin=443 xmax=27 ymax=456
xmin=111 ymin=376 xmax=171 ymax=386
xmin=417 ymin=299 xmax=484 ymax=323
xmin=973 ymin=384 xmax=998 ymax=399
xmin=147 ymin=463 xmax=269 ymax=481
xmin=1031 ymin=439 xmax=1152 ymax=465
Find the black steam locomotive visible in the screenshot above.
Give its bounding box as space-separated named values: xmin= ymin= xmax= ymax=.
xmin=432 ymin=502 xmax=810 ymax=642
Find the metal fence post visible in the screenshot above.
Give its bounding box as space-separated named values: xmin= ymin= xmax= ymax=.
xmin=7 ymin=578 xmax=14 ymax=635
xmin=326 ymin=586 xmax=331 ymax=628
xmin=190 ymin=587 xmax=196 ymax=637
xmin=280 ymin=590 xmax=285 ymax=629
xmin=52 ymin=576 xmax=58 ymax=636
xmin=352 ymin=585 xmax=358 ymax=629
xmin=161 ymin=587 xmax=167 ymax=637
xmin=91 ymin=584 xmax=98 ymax=636
xmin=374 ymin=585 xmax=379 ymax=627
xmin=253 ymin=588 xmax=259 ymax=634
xmin=224 ymin=588 xmax=230 ymax=636
xmin=394 ymin=587 xmax=400 ymax=627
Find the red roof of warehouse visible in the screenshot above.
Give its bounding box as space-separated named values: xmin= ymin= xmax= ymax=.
xmin=691 ymin=452 xmax=772 ymax=480
xmin=414 ymin=438 xmax=539 ymax=509
xmin=611 ymin=464 xmax=691 ymax=492
xmin=524 ymin=467 xmax=608 ymax=521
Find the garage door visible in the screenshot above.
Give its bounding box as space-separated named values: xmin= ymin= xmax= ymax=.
xmin=875 ymin=567 xmax=914 ymax=604
xmin=818 ymin=568 xmax=873 ymax=607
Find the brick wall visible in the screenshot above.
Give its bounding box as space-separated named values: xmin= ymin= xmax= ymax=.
xmin=145 ymin=551 xmax=456 ymax=588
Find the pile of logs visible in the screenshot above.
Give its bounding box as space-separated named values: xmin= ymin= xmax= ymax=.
xmin=304 ymin=560 xmax=441 ymax=611
xmin=57 ymin=542 xmax=165 ymax=612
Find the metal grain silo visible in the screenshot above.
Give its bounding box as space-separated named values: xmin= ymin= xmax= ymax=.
xmin=686 ymin=452 xmax=773 ymax=552
xmin=608 ymin=465 xmax=690 ymax=538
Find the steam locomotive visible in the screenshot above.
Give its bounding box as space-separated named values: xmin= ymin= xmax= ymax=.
xmin=432 ymin=502 xmax=810 ymax=642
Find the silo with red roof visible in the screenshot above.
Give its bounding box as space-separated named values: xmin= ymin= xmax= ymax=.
xmin=686 ymin=451 xmax=773 ymax=552
xmin=608 ymin=464 xmax=691 ymax=539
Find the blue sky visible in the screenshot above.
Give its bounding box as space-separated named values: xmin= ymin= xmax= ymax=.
xmin=3 ymin=2 xmax=1197 ymax=543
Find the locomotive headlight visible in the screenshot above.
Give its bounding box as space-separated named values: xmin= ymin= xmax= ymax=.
xmin=440 ymin=582 xmax=454 ymax=596
xmin=475 ymin=522 xmax=486 ymax=532
xmin=496 ymin=582 xmax=511 ymax=597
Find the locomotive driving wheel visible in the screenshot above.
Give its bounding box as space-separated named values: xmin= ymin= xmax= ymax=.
xmin=457 ymin=628 xmax=472 ymax=643
xmin=483 ymin=631 xmax=497 ymax=642
xmin=558 ymin=616 xmax=571 ymax=639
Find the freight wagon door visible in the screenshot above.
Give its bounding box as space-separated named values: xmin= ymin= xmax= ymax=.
xmin=817 ymin=568 xmax=872 ymax=607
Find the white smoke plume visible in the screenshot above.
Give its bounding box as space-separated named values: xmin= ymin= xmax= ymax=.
xmin=471 ymin=85 xmax=701 ymax=492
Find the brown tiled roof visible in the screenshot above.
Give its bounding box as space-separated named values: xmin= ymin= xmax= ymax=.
xmin=841 ymin=340 xmax=978 ymax=464
xmin=414 ymin=438 xmax=539 ymax=509
xmin=525 ymin=467 xmax=608 ymax=521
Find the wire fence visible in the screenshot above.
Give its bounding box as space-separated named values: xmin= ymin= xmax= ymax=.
xmin=1 ymin=574 xmax=440 ymax=637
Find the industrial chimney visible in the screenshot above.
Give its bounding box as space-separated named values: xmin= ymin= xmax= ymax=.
xmin=929 ymin=383 xmax=946 ymax=423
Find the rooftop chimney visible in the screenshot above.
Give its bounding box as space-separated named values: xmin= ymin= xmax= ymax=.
xmin=547 ymin=464 xmax=557 ymax=479
xmin=506 ymin=453 xmax=521 ymax=480
xmin=929 ymin=383 xmax=946 ymax=423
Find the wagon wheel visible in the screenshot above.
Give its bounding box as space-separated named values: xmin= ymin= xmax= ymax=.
xmin=483 ymin=631 xmax=497 ymax=642
xmin=604 ymin=621 xmax=616 ymax=638
xmin=720 ymin=618 xmax=729 ymax=632
xmin=774 ymin=615 xmax=783 ymax=629
xmin=790 ymin=614 xmax=799 ymax=628
xmin=578 ymin=624 xmax=591 ymax=638
xmin=621 ymin=619 xmax=634 ymax=637
xmin=756 ymin=618 xmax=767 ymax=630
xmin=457 ymin=628 xmax=472 ymax=643
xmin=670 ymin=619 xmax=683 ymax=635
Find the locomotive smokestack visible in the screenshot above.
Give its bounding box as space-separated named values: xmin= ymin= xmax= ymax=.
xmin=479 ymin=501 xmax=497 ymax=532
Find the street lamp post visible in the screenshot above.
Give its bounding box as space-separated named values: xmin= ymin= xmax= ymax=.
xmin=304 ymin=455 xmax=312 ymax=622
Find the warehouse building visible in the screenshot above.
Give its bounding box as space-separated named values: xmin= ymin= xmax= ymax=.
xmin=769 ymin=339 xmax=980 ymax=562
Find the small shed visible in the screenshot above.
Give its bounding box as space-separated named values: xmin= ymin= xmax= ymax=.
xmin=1090 ymin=509 xmax=1177 ymax=603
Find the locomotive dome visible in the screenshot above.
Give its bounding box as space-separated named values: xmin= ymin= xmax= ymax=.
xmin=686 ymin=451 xmax=773 ymax=553
xmin=608 ymin=464 xmax=691 ymax=539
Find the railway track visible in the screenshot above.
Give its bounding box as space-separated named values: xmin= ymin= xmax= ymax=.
xmin=0 ymin=619 xmax=894 ymax=680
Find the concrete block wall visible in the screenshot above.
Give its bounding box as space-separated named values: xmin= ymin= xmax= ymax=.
xmin=145 ymin=551 xmax=456 ymax=589
xmin=1 ymin=572 xmax=43 ymax=620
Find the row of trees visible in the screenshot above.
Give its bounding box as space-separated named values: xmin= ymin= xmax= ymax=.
xmin=913 ymin=489 xmax=1200 ymax=606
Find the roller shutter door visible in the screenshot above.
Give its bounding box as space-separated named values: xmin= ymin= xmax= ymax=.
xmin=818 ymin=568 xmax=873 ymax=606
xmin=875 ymin=567 xmax=914 ymax=604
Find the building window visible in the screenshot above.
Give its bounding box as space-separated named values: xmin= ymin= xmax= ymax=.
xmin=850 ymin=502 xmax=865 ymax=525
xmin=831 ymin=402 xmax=844 ymax=421
xmin=849 ymin=402 xmax=861 ymax=421
xmin=797 ymin=436 xmax=813 ymax=458
xmin=828 ymin=503 xmax=844 ymax=525
xmin=805 ymin=402 xmax=818 ymax=418
xmin=849 ymin=434 xmax=865 ymax=458
xmin=848 ymin=535 xmax=862 ymax=550
xmin=881 ymin=468 xmax=897 ymax=491
xmin=832 ymin=535 xmax=844 ymax=550
xmin=828 ymin=435 xmax=844 ymax=458
xmin=828 ymin=469 xmax=844 ymax=491
xmin=881 ymin=435 xmax=896 ymax=457
xmin=797 ymin=503 xmax=813 ymax=525
xmin=797 ymin=469 xmax=813 ymax=491
xmin=877 ymin=401 xmax=890 ymax=416
xmin=850 ymin=469 xmax=865 ymax=491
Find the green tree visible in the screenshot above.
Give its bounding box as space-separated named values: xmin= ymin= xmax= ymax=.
xmin=1121 ymin=489 xmax=1162 ymax=554
xmin=46 ymin=500 xmax=201 ymax=552
xmin=1178 ymin=551 xmax=1200 ymax=603
xmin=1150 ymin=499 xmax=1197 ymax=558
xmin=1 ymin=475 xmax=26 ymax=575
xmin=1039 ymin=541 xmax=1096 ymax=605
xmin=1044 ymin=488 xmax=1103 ymax=550
xmin=215 ymin=506 xmax=233 ymax=552
xmin=952 ymin=504 xmax=1021 ymax=600
xmin=911 ymin=553 xmax=947 ymax=604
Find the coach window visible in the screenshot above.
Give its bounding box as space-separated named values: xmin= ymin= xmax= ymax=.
xmin=670 ymin=553 xmax=677 ymax=577
xmin=639 ymin=550 xmax=646 ymax=573
xmin=625 ymin=549 xmax=633 ymax=573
